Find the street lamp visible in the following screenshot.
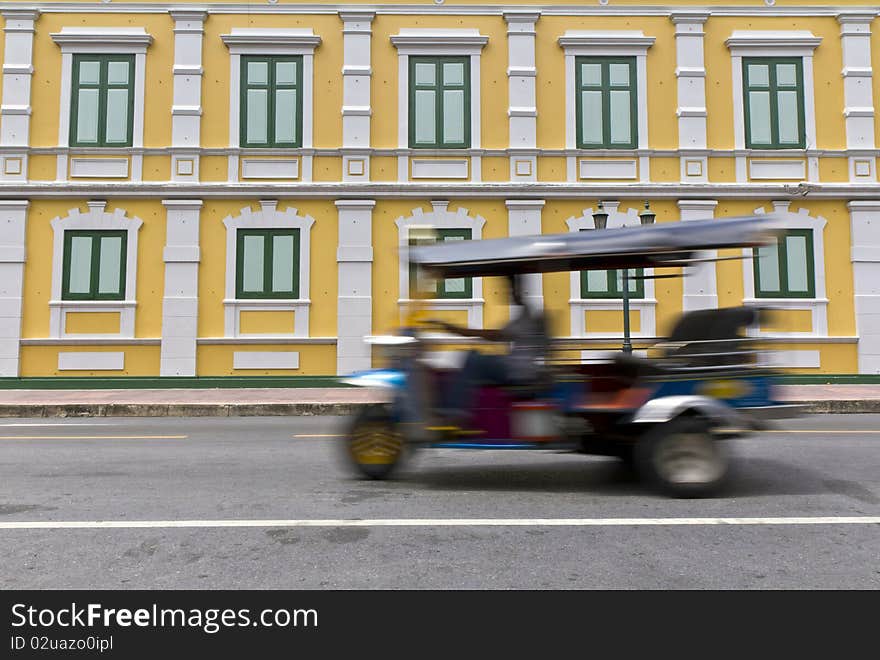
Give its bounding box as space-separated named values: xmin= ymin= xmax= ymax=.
xmin=591 ymin=201 xmax=608 ymax=230
xmin=620 ymin=202 xmax=655 ymax=354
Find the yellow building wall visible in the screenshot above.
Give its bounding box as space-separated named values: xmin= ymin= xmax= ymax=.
xmin=20 ymin=346 xmax=161 ymax=377
xmin=196 ymin=344 xmax=336 ymax=377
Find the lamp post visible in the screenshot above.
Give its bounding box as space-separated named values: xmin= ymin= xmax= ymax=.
xmin=620 ymin=202 xmax=656 ymax=354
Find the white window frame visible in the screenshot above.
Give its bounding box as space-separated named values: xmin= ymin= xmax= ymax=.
xmin=742 ymin=201 xmax=828 ymax=338
xmin=558 ymin=31 xmax=655 ymax=183
xmin=221 ymin=29 xmax=322 ymax=182
xmin=725 ymin=31 xmax=822 ymax=182
xmin=222 ymin=200 xmax=315 ymax=338
xmin=49 ymin=200 xmax=143 ymax=339
xmin=565 ymin=202 xmax=657 ymax=339
xmin=390 ymin=29 xmax=488 ymax=182
xmin=395 ymin=201 xmax=486 ymax=329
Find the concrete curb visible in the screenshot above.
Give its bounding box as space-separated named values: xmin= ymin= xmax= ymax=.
xmin=0 ymin=399 xmax=877 ymax=417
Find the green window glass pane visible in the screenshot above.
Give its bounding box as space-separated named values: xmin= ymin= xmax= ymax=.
xmin=78 ymin=61 xmax=101 ymax=85
xmin=444 ymin=278 xmax=466 ymax=294
xmin=581 ymin=90 xmax=603 ymax=144
xmin=443 ymin=89 xmax=465 ymax=144
xmin=777 ymin=90 xmax=800 ymax=145
xmin=414 ymin=62 xmax=435 ymax=85
xmin=105 ymin=88 xmax=130 ymax=144
xmin=275 ymin=60 xmax=296 ymax=85
xmin=776 ymin=63 xmax=797 ymax=87
xmin=443 ymin=62 xmax=464 ymax=86
xmin=749 ymin=91 xmax=772 ymax=144
xmin=414 ymin=90 xmax=436 ymax=144
xmin=76 ymin=89 xmax=100 ymax=143
xmin=247 ymin=61 xmax=268 ymax=85
xmin=609 ymin=90 xmax=632 ymax=143
xmin=68 ymin=236 xmax=93 ymax=294
xmin=97 ymin=236 xmax=122 ymax=295
xmin=275 ymin=89 xmax=297 ymax=143
xmin=107 ymin=61 xmax=129 ymax=85
xmin=246 ymin=89 xmax=268 ymax=144
xmin=747 ymin=63 xmax=769 ymax=87
xmin=272 ymin=234 xmax=295 ymax=293
xmin=242 ymin=235 xmax=265 ymax=293
xmin=586 ymin=270 xmax=608 ymax=292
xmin=609 ymin=63 xmax=630 ymax=86
xmin=581 ymin=63 xmax=601 ymax=86
xmin=757 ymin=244 xmax=780 ymax=293
xmin=785 ymin=235 xmax=809 ymax=293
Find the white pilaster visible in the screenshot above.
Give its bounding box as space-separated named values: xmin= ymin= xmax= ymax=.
xmin=1 ymin=10 xmax=38 ymax=182
xmin=849 ymin=201 xmax=880 ymax=373
xmin=678 ymin=199 xmax=718 ymax=311
xmin=504 ymin=11 xmax=540 ymax=182
xmin=336 ymin=199 xmax=375 ymax=375
xmin=161 ymin=200 xmax=202 ymax=376
xmin=0 ymin=201 xmax=28 ymax=376
xmin=838 ymin=14 xmax=877 ymax=182
xmin=506 ymin=200 xmax=544 ymax=310
xmin=340 ymin=12 xmax=374 ymax=183
xmin=170 ymin=11 xmax=207 ymax=182
xmin=672 ymin=12 xmax=709 ymax=183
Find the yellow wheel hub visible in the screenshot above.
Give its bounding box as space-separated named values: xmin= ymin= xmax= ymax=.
xmin=349 ymin=423 xmax=404 ymax=465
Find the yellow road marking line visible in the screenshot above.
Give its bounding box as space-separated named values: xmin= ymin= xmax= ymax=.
xmin=0 ymin=435 xmax=188 ymax=440
xmin=292 ymin=434 xmax=342 ymax=438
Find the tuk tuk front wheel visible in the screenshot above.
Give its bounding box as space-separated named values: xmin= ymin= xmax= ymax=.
xmin=636 ymin=416 xmax=728 ymax=498
xmin=344 ymin=404 xmax=406 ymax=480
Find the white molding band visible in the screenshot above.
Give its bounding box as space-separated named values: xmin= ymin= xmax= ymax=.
xmin=221 ymin=28 xmax=322 ymax=183
xmin=395 ymin=200 xmax=486 ymax=328
xmin=672 ymin=12 xmax=709 ymax=183
xmin=340 ymin=12 xmax=374 ymax=183
xmin=678 ymin=199 xmax=718 ymax=311
xmin=506 ymin=199 xmax=544 ymax=310
xmin=505 ymin=11 xmax=540 ymax=182
xmin=391 ymin=29 xmax=488 ymax=183
xmin=565 ymin=201 xmax=656 ymax=339
xmin=0 ymin=10 xmax=38 ymax=182
xmin=558 ymin=31 xmax=655 ymax=183
xmin=160 ymin=199 xmax=202 ymax=376
xmin=221 ymin=200 xmax=315 ymax=339
xmin=0 ymin=199 xmax=28 ymax=376
xmin=170 ymin=11 xmax=206 ymax=182
xmin=48 ymin=200 xmax=143 ymax=340
xmin=742 ymin=201 xmax=828 ymax=340
xmin=726 ymin=31 xmax=821 ymax=183
xmin=336 ymin=198 xmax=375 ymax=375
xmin=848 ymin=200 xmax=880 ymax=373
xmin=837 ymin=15 xmax=876 ymax=182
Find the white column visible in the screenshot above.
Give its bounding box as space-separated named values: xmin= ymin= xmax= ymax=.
xmin=170 ymin=11 xmax=206 ymax=182
xmin=0 ymin=10 xmax=38 ymax=182
xmin=678 ymin=199 xmax=718 ymax=311
xmin=506 ymin=200 xmax=544 ymax=310
xmin=504 ymin=11 xmax=540 ymax=182
xmin=340 ymin=12 xmax=374 ymax=183
xmin=672 ymin=12 xmax=709 ymax=183
xmin=160 ymin=200 xmax=202 ymax=376
xmin=838 ymin=13 xmax=877 ymax=182
xmin=336 ymin=200 xmax=375 ymax=375
xmin=849 ymin=201 xmax=880 ymax=373
xmin=0 ymin=201 xmax=27 ymax=376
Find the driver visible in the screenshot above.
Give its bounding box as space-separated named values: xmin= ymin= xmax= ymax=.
xmin=428 ymin=274 xmax=549 ymax=427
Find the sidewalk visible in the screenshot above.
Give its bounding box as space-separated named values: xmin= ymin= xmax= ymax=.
xmin=0 ymin=384 xmax=877 ymax=417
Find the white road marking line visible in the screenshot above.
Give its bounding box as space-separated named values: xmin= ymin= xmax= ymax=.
xmin=0 ymin=435 xmax=187 ymax=440
xmin=763 ymin=430 xmax=879 ymax=434
xmin=0 ymin=423 xmax=119 ymax=428
xmin=292 ymin=434 xmax=342 ymax=438
xmin=0 ymin=517 xmax=878 ymax=531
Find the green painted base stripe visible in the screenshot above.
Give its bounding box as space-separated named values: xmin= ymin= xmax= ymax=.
xmin=0 ymin=376 xmax=350 ymax=390
xmin=776 ymin=375 xmax=880 ymax=385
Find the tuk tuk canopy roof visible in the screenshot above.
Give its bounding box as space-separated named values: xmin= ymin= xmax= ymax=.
xmin=408 ymin=215 xmax=783 ymax=278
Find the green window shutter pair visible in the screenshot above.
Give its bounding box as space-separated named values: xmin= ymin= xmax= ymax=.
xmin=236 ymin=229 xmax=300 ymax=299
xmin=70 ymin=55 xmax=135 ymax=147
xmin=576 ymin=57 xmax=638 ymax=149
xmin=241 ymin=56 xmax=303 ymax=148
xmin=743 ymin=57 xmax=806 ymax=149
xmin=581 ymin=269 xmax=645 ymax=299
xmin=409 ymin=57 xmax=470 ymax=149
xmin=62 ymin=230 xmax=127 ymax=300
xmin=753 ymin=229 xmax=815 ymax=298
xmin=408 ymin=228 xmax=473 ymax=299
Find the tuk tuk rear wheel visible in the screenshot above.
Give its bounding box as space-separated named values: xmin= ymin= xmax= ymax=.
xmin=344 ymin=404 xmax=406 ymax=480
xmin=636 ymin=416 xmax=728 ymax=498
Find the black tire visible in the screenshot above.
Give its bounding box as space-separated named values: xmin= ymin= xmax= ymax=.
xmin=635 ymin=416 xmax=728 ymax=498
xmin=343 ymin=404 xmax=406 ymax=480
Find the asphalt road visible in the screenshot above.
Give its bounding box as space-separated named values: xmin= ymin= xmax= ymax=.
xmin=0 ymin=414 xmax=878 ymax=589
